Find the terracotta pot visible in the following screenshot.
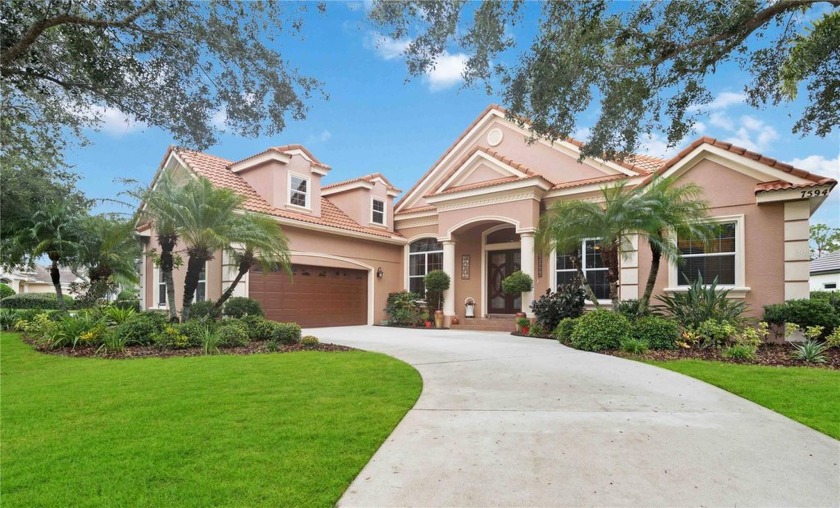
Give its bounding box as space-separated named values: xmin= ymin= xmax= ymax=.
xmin=434 ymin=310 xmax=444 ymax=329
xmin=450 ymin=316 xmax=460 ymax=325
xmin=425 ymin=321 xmax=432 ymax=328
xmin=515 ymin=311 xmax=527 ymax=333
xmin=521 ymin=326 xmax=529 ymax=335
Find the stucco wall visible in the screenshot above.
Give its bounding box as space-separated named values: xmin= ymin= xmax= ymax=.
xmin=811 ymin=272 xmax=840 ymax=291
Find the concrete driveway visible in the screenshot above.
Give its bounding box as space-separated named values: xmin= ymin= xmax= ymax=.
xmin=310 ymin=326 xmax=839 ymax=507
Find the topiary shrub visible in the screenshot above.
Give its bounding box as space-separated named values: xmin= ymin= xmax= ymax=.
xmin=114 ymin=312 xmax=168 ymax=346
xmin=424 ymin=270 xmax=450 ymax=311
xmin=530 ymin=283 xmax=586 ymax=331
xmin=222 ymin=297 xmax=264 ymax=318
xmin=763 ymin=299 xmax=839 ymax=335
xmin=240 ymin=315 xmax=275 ymax=341
xmin=631 ymin=315 xmax=680 ymax=350
xmin=190 ymin=299 xmax=220 ymax=320
xmin=0 ymin=283 xmax=15 ymax=299
xmin=501 ymin=271 xmax=533 ymax=295
xmin=553 ymin=317 xmax=578 ymax=344
xmin=270 ymin=322 xmax=301 ymax=345
xmin=217 ymin=320 xmax=249 ymax=347
xmin=0 ymin=293 xmax=75 ymax=310
xmin=113 ymin=289 xmax=140 ymax=311
xmin=570 ymin=309 xmax=631 ymax=351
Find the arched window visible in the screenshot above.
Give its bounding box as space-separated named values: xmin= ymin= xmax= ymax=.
xmin=409 ymin=238 xmax=443 ymax=296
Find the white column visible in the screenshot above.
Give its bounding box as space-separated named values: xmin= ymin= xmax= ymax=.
xmin=442 ymin=240 xmax=456 ymax=316
xmin=520 ymin=233 xmax=535 ymax=316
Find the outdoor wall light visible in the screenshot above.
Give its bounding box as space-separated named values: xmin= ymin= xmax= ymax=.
xmin=376 ymin=267 xmax=384 ymax=279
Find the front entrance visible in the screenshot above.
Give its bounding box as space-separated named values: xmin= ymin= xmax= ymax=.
xmin=487 ymin=249 xmax=521 ymax=314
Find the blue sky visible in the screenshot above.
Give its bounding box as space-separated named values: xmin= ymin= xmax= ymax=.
xmin=67 ymin=2 xmax=839 ymax=227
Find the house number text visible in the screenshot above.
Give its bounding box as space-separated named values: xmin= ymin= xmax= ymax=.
xmin=800 ymin=189 xmax=830 ymax=198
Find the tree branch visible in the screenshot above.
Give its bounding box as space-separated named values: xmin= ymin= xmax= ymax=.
xmin=1 ymin=1 xmax=156 ymax=67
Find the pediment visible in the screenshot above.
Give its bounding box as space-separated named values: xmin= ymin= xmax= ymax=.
xmin=430 ymin=148 xmax=535 ymax=196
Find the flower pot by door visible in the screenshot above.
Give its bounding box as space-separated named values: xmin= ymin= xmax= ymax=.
xmin=434 ymin=310 xmax=444 ymax=329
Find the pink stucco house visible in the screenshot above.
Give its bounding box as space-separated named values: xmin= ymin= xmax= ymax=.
xmin=137 ymin=105 xmax=836 ymax=327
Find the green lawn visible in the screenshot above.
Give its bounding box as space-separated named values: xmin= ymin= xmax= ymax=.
xmin=650 ymin=360 xmax=840 ymax=439
xmin=0 ymin=333 xmax=421 ymax=507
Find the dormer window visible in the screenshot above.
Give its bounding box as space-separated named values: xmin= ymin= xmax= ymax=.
xmin=371 ymin=198 xmax=385 ymax=225
xmin=289 ymin=173 xmax=310 ymax=208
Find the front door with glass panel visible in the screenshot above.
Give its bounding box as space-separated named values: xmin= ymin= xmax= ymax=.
xmin=487 ymin=250 xmax=521 ymax=314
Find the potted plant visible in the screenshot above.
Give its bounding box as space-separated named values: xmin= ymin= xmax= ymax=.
xmin=502 ymin=271 xmax=533 ymax=332
xmin=420 ymin=310 xmax=432 ymax=328
xmin=424 ymin=270 xmax=451 ymax=328
xmin=516 ymin=316 xmax=530 ymax=335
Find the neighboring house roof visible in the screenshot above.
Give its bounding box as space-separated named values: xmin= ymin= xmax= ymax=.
xmin=171 ymin=148 xmax=401 ymax=240
xmin=811 ymin=251 xmax=840 ymax=274
xmin=1 ymin=266 xmax=86 ymax=285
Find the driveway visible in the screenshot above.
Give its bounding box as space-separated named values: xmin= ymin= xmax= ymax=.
xmin=311 ymin=326 xmax=839 ymax=507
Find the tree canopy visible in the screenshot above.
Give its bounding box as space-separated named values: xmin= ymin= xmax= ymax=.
xmin=1 ymin=0 xmax=326 ymax=171
xmin=370 ymin=0 xmax=839 ymax=160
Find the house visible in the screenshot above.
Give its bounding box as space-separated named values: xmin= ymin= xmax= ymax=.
xmin=0 ymin=266 xmax=86 ymax=296
xmin=137 ymin=105 xmax=836 ymax=327
xmin=810 ymin=251 xmax=840 ymax=291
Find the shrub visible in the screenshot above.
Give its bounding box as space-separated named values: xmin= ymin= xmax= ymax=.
xmin=826 ymin=328 xmax=840 ymax=349
xmin=553 ymin=317 xmax=578 ymax=344
xmin=619 ymin=337 xmax=649 ymax=354
xmin=49 ymin=312 xmax=106 ymax=349
xmin=153 ymin=324 xmax=193 ymax=349
xmin=241 ymin=315 xmax=276 ymax=341
xmin=732 ymin=322 xmax=768 ymax=350
xmin=570 ymin=309 xmax=631 ymax=351
xmin=528 ymin=323 xmax=547 ymax=337
xmin=791 ymin=340 xmax=828 ymax=364
xmin=694 ymin=319 xmax=737 ymax=349
xmin=180 ymin=318 xmax=218 ymax=345
xmin=0 ymin=293 xmax=75 ymax=310
xmin=424 ymin=270 xmax=450 ymax=311
xmin=114 ymin=312 xmax=167 ymax=346
xmin=103 ymin=306 xmax=137 ymax=326
xmin=223 ymin=297 xmax=264 ymax=318
xmin=113 ymin=290 xmax=140 ymax=312
xmin=200 ymin=328 xmax=223 ymax=355
xmin=0 ymin=283 xmax=15 ymax=298
xmin=530 ymin=283 xmax=586 ymax=331
xmin=11 ymin=308 xmax=40 ymax=324
xmin=810 ymin=290 xmax=840 ymax=313
xmin=0 ymin=308 xmax=16 ymax=331
xmin=385 ymin=291 xmax=423 ymax=325
xmin=617 ymin=299 xmax=650 ymax=321
xmin=631 ymin=315 xmax=680 ymax=350
xmin=14 ymin=312 xmax=55 ymax=338
xmin=301 ymin=335 xmax=320 ymax=347
xmin=189 ymin=299 xmax=221 ymax=320
xmin=266 ymin=339 xmax=280 ymax=352
xmin=217 ymin=321 xmax=250 ymax=347
xmin=501 ymin=271 xmax=533 ymax=295
xmin=100 ymin=329 xmax=128 ymax=354
xmin=654 ymin=275 xmax=747 ymax=329
xmin=270 ymin=322 xmax=301 ymax=345
xmin=763 ymin=299 xmax=838 ymax=336
xmin=723 ymin=344 xmax=756 ymax=361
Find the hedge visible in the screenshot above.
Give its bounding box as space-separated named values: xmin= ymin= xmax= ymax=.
xmin=0 ymin=293 xmax=75 ymax=309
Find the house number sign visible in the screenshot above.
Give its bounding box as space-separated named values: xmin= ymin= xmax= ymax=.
xmin=461 ymin=255 xmax=470 ymax=279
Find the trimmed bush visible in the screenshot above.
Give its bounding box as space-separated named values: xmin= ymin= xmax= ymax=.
xmin=810 ymin=291 xmax=840 ymax=313
xmin=0 ymin=293 xmax=75 ymax=310
xmin=631 ymin=315 xmax=680 ymax=350
xmin=501 ymin=271 xmax=533 ymax=295
xmin=0 ymin=283 xmax=15 ymax=299
xmin=570 ymin=309 xmax=631 ymax=351
xmin=530 ymin=283 xmax=586 ymax=332
xmin=620 ymin=337 xmax=650 ymax=355
xmin=301 ymin=335 xmax=320 ymax=347
xmin=153 ymin=324 xmax=193 ymax=349
xmin=223 ymin=297 xmax=264 ymax=318
xmin=763 ymin=299 xmax=839 ymax=335
xmin=114 ymin=312 xmax=168 ymax=346
xmin=180 ymin=318 xmax=217 ymax=346
xmin=554 ymin=317 xmax=578 ymax=344
xmin=113 ymin=289 xmax=140 ymax=311
xmin=424 ymin=270 xmax=450 ymax=311
xmin=617 ymin=299 xmax=650 ymax=321
xmin=722 ymin=344 xmax=756 ymax=361
xmin=385 ymin=291 xmax=422 ymax=326
xmin=217 ymin=321 xmax=250 ymax=347
xmin=190 ymin=299 xmax=220 ymax=320
xmin=270 ymin=322 xmax=301 ymax=345
xmin=240 ymin=315 xmax=275 ymax=341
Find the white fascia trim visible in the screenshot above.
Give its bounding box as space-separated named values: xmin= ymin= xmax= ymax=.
xmin=426 ymin=178 xmax=551 ymax=204
xmin=230 ymin=150 xmax=291 ymax=173
xmin=659 ymin=145 xmax=813 ymax=186
xmin=321 ymin=181 xmax=374 ymax=196
xmin=290 ymin=251 xmax=376 ymax=325
xmin=439 ymin=150 xmax=529 ymax=191
xmin=544 ymin=176 xmax=645 ymax=199
xmin=386 ymin=189 xmax=400 ymax=197
xmin=394 ymin=210 xmax=438 ymax=221
xmin=755 ymin=185 xmax=834 ymax=204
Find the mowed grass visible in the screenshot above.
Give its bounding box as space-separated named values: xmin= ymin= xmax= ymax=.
xmin=1 ymin=333 xmax=421 ymax=507
xmin=650 ymin=359 xmax=840 ymax=439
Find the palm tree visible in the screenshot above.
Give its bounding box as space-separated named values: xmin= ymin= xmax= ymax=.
xmin=635 ymin=177 xmax=716 ymax=315
xmin=77 ymin=215 xmax=141 ymax=301
xmin=28 ymin=203 xmax=83 ymax=310
xmin=168 ymin=177 xmax=245 ymax=322
xmin=537 ymin=182 xmax=650 ymax=310
xmin=139 ymin=173 xmax=184 ymax=321
xmin=210 ymin=213 xmax=292 ymax=315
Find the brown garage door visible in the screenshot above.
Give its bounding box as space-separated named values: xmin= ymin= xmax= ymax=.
xmin=249 ymin=264 xmax=367 ymax=327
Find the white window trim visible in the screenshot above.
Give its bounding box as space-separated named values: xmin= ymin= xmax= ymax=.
xmin=370 ymin=197 xmax=386 ymax=226
xmin=153 ymin=265 xmax=168 ymax=310
xmin=407 ymin=238 xmax=444 ymax=296
xmin=666 ymin=214 xmax=750 ymax=298
xmin=195 ymin=262 xmax=207 ymax=302
xmin=287 ymin=172 xmax=311 ymax=210
xmin=550 ymin=238 xmax=611 ymax=306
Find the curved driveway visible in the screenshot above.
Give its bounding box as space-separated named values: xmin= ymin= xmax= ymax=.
xmin=311 ymin=326 xmax=839 ymax=507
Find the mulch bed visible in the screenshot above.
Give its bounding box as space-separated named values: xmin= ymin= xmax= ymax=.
xmin=605 ymin=344 xmax=840 ymax=370
xmin=23 ymin=337 xmax=354 ymax=360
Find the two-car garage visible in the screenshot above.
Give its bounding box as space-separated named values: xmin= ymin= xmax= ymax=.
xmin=248 ymin=264 xmax=368 ymax=328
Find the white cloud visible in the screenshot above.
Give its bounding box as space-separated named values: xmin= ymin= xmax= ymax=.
xmin=571 ymin=127 xmax=591 ymax=142
xmin=787 ymin=155 xmax=840 ymax=179
xmin=703 ymin=91 xmax=745 ymax=111
xmin=723 ymin=115 xmax=779 ymax=152
xmin=637 ymin=132 xmax=681 ymax=159
xmin=709 ymin=112 xmax=735 ymax=131
xmin=210 ymin=110 xmax=227 ymax=131
xmin=693 ymin=121 xmax=707 ymax=135
xmin=307 ymin=129 xmax=332 ymax=144
xmin=425 ymin=51 xmax=468 ymax=91
xmin=366 ymin=32 xmax=410 ymax=60
xmin=86 ymin=105 xmax=144 ymax=136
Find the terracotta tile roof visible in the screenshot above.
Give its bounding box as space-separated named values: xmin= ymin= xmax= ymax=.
xmin=552 ymin=173 xmax=628 ymax=190
xmin=230 ymin=144 xmax=331 ymax=170
xmin=172 ymin=148 xmax=399 ymax=239
xmin=428 ymin=175 xmax=549 ymax=197
xmin=754 ymin=180 xmax=836 ymax=193
xmin=395 ymin=205 xmax=437 ymax=216
xmin=560 ymin=137 xmax=659 ymax=175
xmin=323 ymin=172 xmax=401 ymax=192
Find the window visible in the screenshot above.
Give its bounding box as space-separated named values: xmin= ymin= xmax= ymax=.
xmin=289 ymin=174 xmax=309 ymax=208
xmin=825 ymin=283 xmax=837 ymax=290
xmin=195 ymin=265 xmax=207 ymax=302
xmin=408 ymin=238 xmax=443 ymax=296
xmin=678 ymin=221 xmax=736 ymax=285
xmin=157 ymin=269 xmax=167 ymax=307
xmin=555 ymin=239 xmax=609 ymax=301
xmin=371 ymin=198 xmax=385 ymax=225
